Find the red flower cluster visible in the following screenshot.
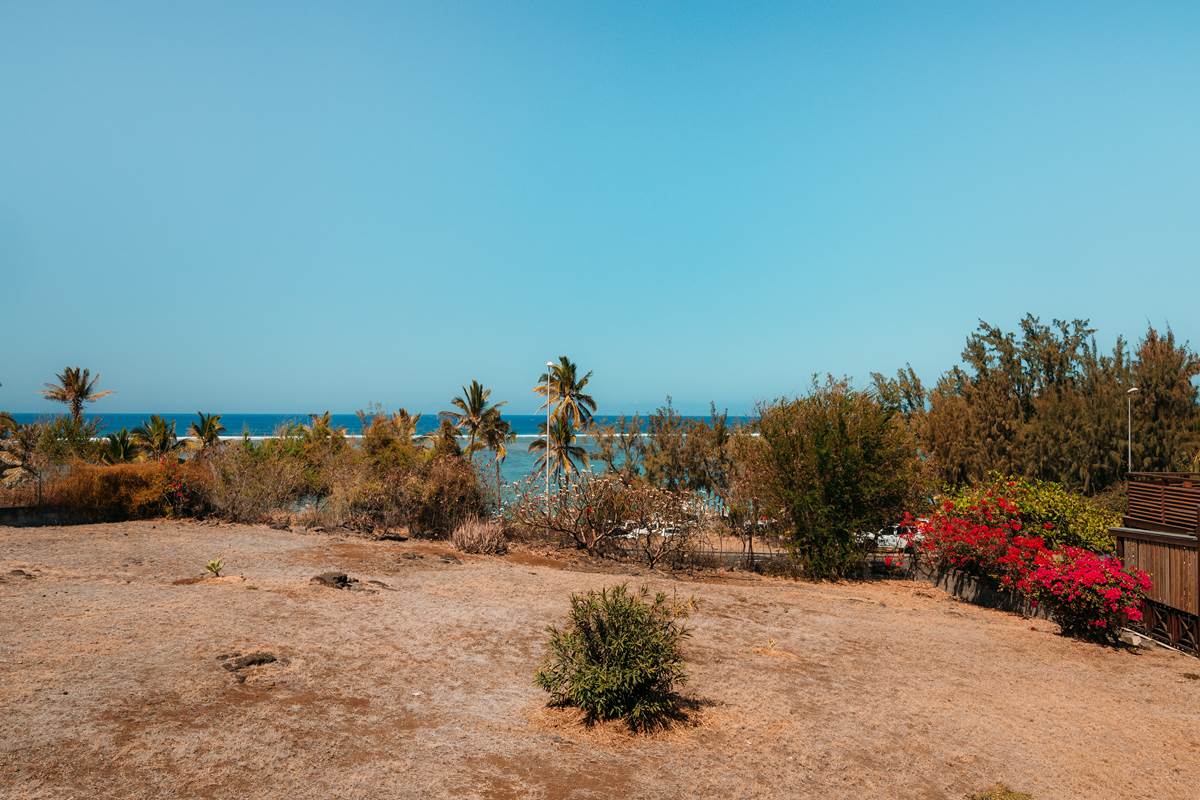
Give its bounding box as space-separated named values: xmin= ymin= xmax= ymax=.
xmin=903 ymin=496 xmax=1151 ymax=644
xmin=1028 ymin=547 xmax=1151 ymax=637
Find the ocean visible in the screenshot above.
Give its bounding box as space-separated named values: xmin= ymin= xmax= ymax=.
xmin=9 ymin=412 xmax=750 ymax=486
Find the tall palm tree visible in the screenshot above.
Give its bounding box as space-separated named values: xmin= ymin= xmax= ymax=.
xmin=189 ymin=412 xmax=226 ymax=450
xmin=533 ymin=356 xmax=597 ymax=428
xmin=100 ymin=429 xmax=140 ymax=464
xmin=441 ymin=380 xmax=505 ymax=456
xmin=529 ymin=415 xmax=589 ymax=486
xmin=42 ymin=367 xmax=114 ymax=421
xmin=479 ymin=409 xmax=515 ymax=501
xmin=133 ymin=415 xmax=182 ymax=458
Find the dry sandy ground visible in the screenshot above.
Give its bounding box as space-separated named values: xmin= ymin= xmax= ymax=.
xmin=2 ymin=521 xmax=1198 ymax=800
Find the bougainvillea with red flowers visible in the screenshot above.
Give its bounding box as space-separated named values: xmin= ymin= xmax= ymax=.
xmin=903 ymin=493 xmax=1150 ymax=645
xmin=1028 ymin=547 xmax=1152 ymax=640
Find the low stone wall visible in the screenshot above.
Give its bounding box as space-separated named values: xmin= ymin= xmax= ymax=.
xmin=915 ymin=563 xmax=1049 ymax=621
xmin=0 ymin=506 xmax=90 ymax=527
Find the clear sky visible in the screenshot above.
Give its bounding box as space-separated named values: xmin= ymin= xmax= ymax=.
xmin=3 ymin=2 xmax=1198 ymax=415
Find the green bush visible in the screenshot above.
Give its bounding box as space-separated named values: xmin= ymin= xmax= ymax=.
xmin=535 ymin=584 xmax=690 ymax=731
xmin=944 ymin=474 xmax=1119 ymax=552
xmin=751 ymin=378 xmax=928 ymax=578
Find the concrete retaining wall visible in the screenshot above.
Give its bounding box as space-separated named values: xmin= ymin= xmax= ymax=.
xmin=0 ymin=506 xmax=91 ymax=527
xmin=915 ymin=563 xmax=1049 ymax=620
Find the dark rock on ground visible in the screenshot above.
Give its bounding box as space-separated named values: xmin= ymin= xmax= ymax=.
xmin=311 ymin=572 xmax=357 ymax=589
xmin=217 ymin=651 xmax=281 ymax=681
xmin=311 ymin=572 xmax=381 ymax=593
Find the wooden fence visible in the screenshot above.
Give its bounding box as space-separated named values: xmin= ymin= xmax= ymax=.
xmin=1114 ymin=473 xmax=1200 ymax=653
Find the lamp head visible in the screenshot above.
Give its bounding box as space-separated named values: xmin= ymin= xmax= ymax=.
xmin=1127 ymin=387 xmax=1140 ymax=395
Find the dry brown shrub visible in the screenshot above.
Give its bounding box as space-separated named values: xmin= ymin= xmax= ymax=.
xmin=452 ymin=518 xmax=508 ymax=554
xmin=47 ymin=462 xmax=167 ymax=520
xmin=204 ymin=446 xmax=308 ymax=523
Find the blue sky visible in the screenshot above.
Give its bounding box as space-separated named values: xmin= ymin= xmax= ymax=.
xmin=3 ymin=2 xmax=1198 ymax=415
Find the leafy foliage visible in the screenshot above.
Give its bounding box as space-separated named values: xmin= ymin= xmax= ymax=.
xmin=876 ymin=317 xmax=1200 ymax=494
xmin=441 ymin=380 xmax=504 ymax=457
xmin=46 ymin=462 xmax=189 ymax=520
xmin=534 ymin=356 xmax=597 ymax=428
xmin=943 ymin=475 xmax=1119 ymax=552
xmin=133 ymin=415 xmax=183 ymax=458
xmin=100 ymin=428 xmax=139 ymax=464
xmin=189 ymin=412 xmax=226 ymax=450
xmin=1029 ymin=546 xmax=1150 ymax=642
xmin=535 ymin=584 xmax=690 ymax=731
xmin=752 ymin=378 xmax=927 ymax=579
xmin=205 ymin=559 xmax=223 ymax=577
xmin=529 ymin=415 xmax=589 ymax=486
xmin=908 ymin=493 xmax=1150 ymax=645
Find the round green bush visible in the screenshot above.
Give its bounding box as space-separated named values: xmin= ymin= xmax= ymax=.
xmin=535 ymin=584 xmax=690 ymax=731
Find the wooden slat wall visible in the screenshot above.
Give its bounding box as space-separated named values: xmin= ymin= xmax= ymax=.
xmin=1120 ymin=536 xmax=1199 ymax=615
xmin=1126 ymin=473 xmax=1200 ymax=533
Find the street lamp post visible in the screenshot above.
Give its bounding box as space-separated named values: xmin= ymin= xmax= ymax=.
xmin=545 ymin=361 xmax=555 ymax=526
xmin=1127 ymin=387 xmax=1140 ymax=472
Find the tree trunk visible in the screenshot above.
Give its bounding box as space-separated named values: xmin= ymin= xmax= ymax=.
xmin=495 ymin=458 xmax=502 ymax=508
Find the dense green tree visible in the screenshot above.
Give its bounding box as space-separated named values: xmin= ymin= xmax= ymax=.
xmin=752 ymin=378 xmax=926 ymax=579
xmin=1130 ymin=326 xmax=1200 ymax=473
xmin=878 ymin=316 xmax=1198 ymax=494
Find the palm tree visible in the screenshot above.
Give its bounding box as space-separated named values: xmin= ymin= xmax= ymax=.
xmin=479 ymin=409 xmax=515 ymax=501
xmin=100 ymin=429 xmax=140 ymax=464
xmin=302 ymin=412 xmax=343 ymax=441
xmin=189 ymin=412 xmax=226 ymax=450
xmin=394 ymin=408 xmax=423 ymax=442
xmin=133 ymin=415 xmax=182 ymax=458
xmin=42 ymin=367 xmax=114 ymax=421
xmin=430 ymin=417 xmax=463 ymax=459
xmin=529 ymin=415 xmax=589 ymax=486
xmin=533 ymin=356 xmax=597 ymax=428
xmin=441 ymin=380 xmax=505 ymax=456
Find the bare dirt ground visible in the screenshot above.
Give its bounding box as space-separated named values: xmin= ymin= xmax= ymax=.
xmin=2 ymin=521 xmax=1198 ymax=800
